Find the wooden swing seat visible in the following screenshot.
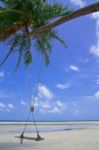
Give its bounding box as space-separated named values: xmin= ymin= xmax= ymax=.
xmin=15 ymin=135 xmax=44 ymax=141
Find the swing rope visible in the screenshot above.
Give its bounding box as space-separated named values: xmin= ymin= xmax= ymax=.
xmin=20 ymin=58 xmax=43 ymax=142
xmin=32 ymin=58 xmax=43 ymax=107
xmin=32 ymin=112 xmax=39 ymax=134
xmin=21 ymin=111 xmax=31 ymax=135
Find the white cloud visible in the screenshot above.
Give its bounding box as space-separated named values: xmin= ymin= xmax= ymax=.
xmin=40 ymin=102 xmax=51 ymax=109
xmin=31 ymin=97 xmax=39 ymax=107
xmin=95 ymin=91 xmax=99 ymax=99
xmin=7 ymin=104 xmax=14 ymax=109
xmin=56 ymin=83 xmax=71 ymax=90
xmin=96 ymin=75 xmax=99 ymax=84
xmin=86 ymin=91 xmax=99 ymax=102
xmin=90 ymin=44 xmax=99 ymax=57
xmin=78 ymin=58 xmax=90 ymax=64
xmin=48 ymin=106 xmax=61 ymax=114
xmin=21 ymin=100 xmax=27 ymax=106
xmin=69 ymin=65 xmax=79 ymax=72
xmin=38 ymin=84 xmax=54 ymax=100
xmin=90 ymin=12 xmax=99 ymax=57
xmin=40 ymin=104 xmax=63 ymax=114
xmin=0 ymin=71 xmax=5 ymax=78
xmin=74 ymin=109 xmax=79 ymax=116
xmin=33 ymin=84 xmax=66 ymax=114
xmin=40 ymin=100 xmax=65 ymax=114
xmin=0 ymin=102 xmax=6 ymax=109
xmin=0 ymin=71 xmax=5 ymax=82
xmin=56 ymin=100 xmax=65 ymax=108
xmin=0 ymin=102 xmax=14 ymax=111
xmin=71 ymin=0 xmax=86 ymax=8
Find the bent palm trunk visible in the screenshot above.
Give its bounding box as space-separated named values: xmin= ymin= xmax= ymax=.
xmin=31 ymin=2 xmax=99 ymax=36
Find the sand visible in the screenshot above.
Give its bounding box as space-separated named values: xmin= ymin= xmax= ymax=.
xmin=0 ymin=122 xmax=99 ymax=150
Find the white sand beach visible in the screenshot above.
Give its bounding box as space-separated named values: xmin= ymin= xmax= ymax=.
xmin=0 ymin=121 xmax=99 ymax=150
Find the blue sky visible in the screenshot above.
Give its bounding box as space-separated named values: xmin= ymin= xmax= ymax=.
xmin=0 ymin=0 xmax=99 ymax=121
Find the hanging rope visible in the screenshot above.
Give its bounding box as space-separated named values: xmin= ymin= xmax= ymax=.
xmin=19 ymin=111 xmax=31 ymax=144
xmin=32 ymin=112 xmax=39 ymax=134
xmin=30 ymin=58 xmax=43 ymax=137
xmin=26 ymin=64 xmax=33 ymax=109
xmin=22 ymin=111 xmax=31 ymax=135
xmin=32 ymin=58 xmax=43 ymax=107
xmin=19 ymin=58 xmax=44 ymax=143
xmin=20 ymin=65 xmax=32 ymax=136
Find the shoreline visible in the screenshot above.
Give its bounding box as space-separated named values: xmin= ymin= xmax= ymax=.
xmin=0 ymin=120 xmax=99 ymax=125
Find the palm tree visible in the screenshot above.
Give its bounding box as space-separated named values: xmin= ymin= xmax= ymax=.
xmin=0 ymin=0 xmax=99 ymax=68
xmin=0 ymin=0 xmax=70 ymax=68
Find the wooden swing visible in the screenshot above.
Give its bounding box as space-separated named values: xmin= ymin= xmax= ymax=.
xmin=15 ymin=60 xmax=44 ymax=144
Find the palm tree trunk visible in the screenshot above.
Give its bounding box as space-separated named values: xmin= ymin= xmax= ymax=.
xmin=30 ymin=2 xmax=99 ymax=36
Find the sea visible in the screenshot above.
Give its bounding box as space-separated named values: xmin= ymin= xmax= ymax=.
xmin=0 ymin=120 xmax=98 ymax=134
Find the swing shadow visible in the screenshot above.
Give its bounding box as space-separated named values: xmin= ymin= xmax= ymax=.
xmin=0 ymin=141 xmax=39 ymax=150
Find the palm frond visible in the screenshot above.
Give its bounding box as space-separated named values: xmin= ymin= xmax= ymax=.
xmin=0 ymin=0 xmax=72 ymax=67
xmin=0 ymin=21 xmax=25 ymax=40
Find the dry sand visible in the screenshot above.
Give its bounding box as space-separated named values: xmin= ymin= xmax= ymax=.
xmin=0 ymin=122 xmax=99 ymax=150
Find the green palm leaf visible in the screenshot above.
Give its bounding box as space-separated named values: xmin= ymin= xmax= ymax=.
xmin=0 ymin=0 xmax=72 ymax=68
